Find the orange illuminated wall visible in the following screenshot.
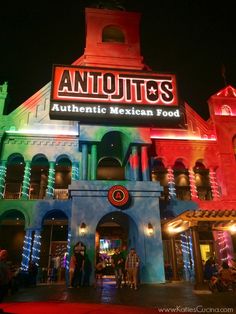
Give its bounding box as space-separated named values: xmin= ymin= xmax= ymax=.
xmin=82 ymin=8 xmax=144 ymax=69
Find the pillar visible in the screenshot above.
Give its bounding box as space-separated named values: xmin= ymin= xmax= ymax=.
xmin=31 ymin=229 xmax=42 ymax=266
xmin=167 ymin=166 xmax=176 ymax=199
xmin=191 ymin=226 xmax=205 ymax=290
xmin=21 ymin=229 xmax=33 ymax=271
xmin=180 ymin=232 xmax=195 ymax=281
xmin=71 ymin=161 xmax=79 ymax=181
xmin=130 ymin=145 xmax=140 ymax=181
xmin=0 ymin=81 xmax=8 ymax=115
xmin=170 ymin=236 xmax=179 ymax=281
xmin=90 ymin=144 xmax=97 ymax=180
xmin=81 ymin=144 xmax=88 ymax=180
xmin=141 ymin=146 xmax=150 ymax=181
xmin=188 ymin=168 xmax=198 ymax=200
xmin=209 ymin=168 xmax=221 ymax=200
xmin=0 ymin=160 xmax=7 ymax=198
xmin=46 ymin=161 xmax=55 ymax=198
xmin=65 ymin=229 xmax=72 ymax=287
xmin=21 ymin=161 xmax=31 ymax=200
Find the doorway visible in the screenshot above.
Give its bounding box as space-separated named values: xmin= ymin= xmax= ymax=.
xmin=96 ymin=212 xmax=128 ymax=276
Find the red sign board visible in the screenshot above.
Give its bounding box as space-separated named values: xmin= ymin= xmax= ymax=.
xmin=108 ymin=185 xmax=130 ymax=208
xmin=50 ymin=65 xmax=184 ymax=127
xmin=51 ymin=65 xmax=178 ymax=106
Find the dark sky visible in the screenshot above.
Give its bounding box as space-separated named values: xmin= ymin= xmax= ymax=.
xmin=1 ymin=1 xmax=236 ymax=120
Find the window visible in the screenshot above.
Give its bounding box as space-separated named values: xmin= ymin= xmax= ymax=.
xmin=102 ymin=25 xmax=125 ymax=43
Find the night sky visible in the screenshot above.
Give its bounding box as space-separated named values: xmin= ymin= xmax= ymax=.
xmin=0 ymin=1 xmax=236 ymax=120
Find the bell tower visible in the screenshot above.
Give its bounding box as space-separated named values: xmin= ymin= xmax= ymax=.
xmin=83 ymin=7 xmax=144 ymax=70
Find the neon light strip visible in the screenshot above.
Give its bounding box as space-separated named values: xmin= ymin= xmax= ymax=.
xmin=6 ymin=129 xmax=78 ymax=136
xmin=150 ymin=134 xmax=216 ymax=141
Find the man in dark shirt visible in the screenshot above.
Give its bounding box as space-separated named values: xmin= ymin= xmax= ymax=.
xmin=0 ymin=250 xmax=11 ymax=302
xmin=111 ymin=248 xmax=123 ymax=288
xmin=73 ymin=245 xmax=85 ymax=287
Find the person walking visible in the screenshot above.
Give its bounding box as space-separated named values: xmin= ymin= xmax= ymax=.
xmin=111 ymin=248 xmax=123 ymax=288
xmin=120 ymin=245 xmax=128 ymax=286
xmin=125 ymin=248 xmax=140 ymax=290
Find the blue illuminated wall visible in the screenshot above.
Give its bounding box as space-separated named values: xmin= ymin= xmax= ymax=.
xmin=69 ymin=180 xmax=165 ymax=284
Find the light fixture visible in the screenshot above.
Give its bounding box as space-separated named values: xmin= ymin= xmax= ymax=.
xmin=80 ymin=222 xmax=87 ymax=236
xmin=147 ymin=222 xmax=154 ymax=236
xmin=229 ymin=224 xmax=236 ymax=234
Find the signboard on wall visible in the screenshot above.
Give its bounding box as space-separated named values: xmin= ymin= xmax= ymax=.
xmin=50 ymin=65 xmax=184 ymax=127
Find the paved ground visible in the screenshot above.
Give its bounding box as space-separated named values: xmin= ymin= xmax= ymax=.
xmin=1 ymin=278 xmax=236 ymax=313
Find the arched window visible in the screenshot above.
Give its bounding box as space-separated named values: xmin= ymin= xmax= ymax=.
xmin=4 ymin=154 xmax=24 ymax=199
xmin=221 ymin=105 xmax=232 ymax=116
xmin=173 ymin=159 xmax=191 ymax=200
xmin=97 ymin=131 xmax=126 ymax=180
xmin=30 ymin=154 xmax=49 ymax=199
xmin=55 ymin=156 xmax=72 ymax=199
xmin=151 ymin=158 xmax=168 ymax=200
xmin=194 ymin=161 xmax=212 ymax=200
xmin=102 ymin=25 xmax=125 ymax=43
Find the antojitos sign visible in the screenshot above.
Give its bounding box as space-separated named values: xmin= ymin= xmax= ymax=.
xmin=50 ymin=65 xmax=183 ymax=127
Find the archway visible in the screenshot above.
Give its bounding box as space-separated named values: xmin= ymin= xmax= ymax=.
xmin=30 ymin=154 xmax=49 ymax=199
xmin=5 ymin=154 xmax=25 ymax=199
xmin=0 ymin=209 xmax=25 ymax=265
xmin=97 ymin=131 xmax=126 ymax=180
xmin=40 ymin=210 xmax=68 ymax=283
xmin=95 ymin=211 xmax=138 ymax=282
xmin=194 ymin=160 xmax=212 ymax=200
xmin=55 ymin=155 xmax=72 ymax=199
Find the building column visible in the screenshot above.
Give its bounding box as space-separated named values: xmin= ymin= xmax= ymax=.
xmin=167 ymin=166 xmax=176 ymax=199
xmin=81 ymin=144 xmax=88 ymax=180
xmin=130 ymin=145 xmax=140 ymax=181
xmin=180 ymin=232 xmax=195 ymax=281
xmin=46 ymin=161 xmax=55 ymax=198
xmin=31 ymin=229 xmax=42 ymax=266
xmin=21 ymin=161 xmax=31 ymax=200
xmin=65 ymin=229 xmax=72 ymax=287
xmin=71 ymin=161 xmax=79 ymax=181
xmin=191 ymin=226 xmax=205 ymax=290
xmin=209 ymin=168 xmax=221 ymax=200
xmin=141 ymin=146 xmax=150 ymax=181
xmin=91 ymin=144 xmax=97 ymax=180
xmin=170 ymin=236 xmax=179 ymax=281
xmin=21 ymin=229 xmax=33 ymax=271
xmin=188 ymin=168 xmax=198 ymax=200
xmin=0 ymin=160 xmax=7 ymax=199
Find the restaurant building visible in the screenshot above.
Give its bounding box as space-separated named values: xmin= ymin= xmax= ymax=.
xmin=0 ymin=6 xmax=235 ymax=286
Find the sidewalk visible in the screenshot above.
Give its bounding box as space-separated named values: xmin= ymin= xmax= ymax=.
xmin=1 ymin=279 xmax=235 ymax=313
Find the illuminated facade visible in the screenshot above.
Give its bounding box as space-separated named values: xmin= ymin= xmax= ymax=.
xmin=0 ymin=7 xmax=236 ymax=286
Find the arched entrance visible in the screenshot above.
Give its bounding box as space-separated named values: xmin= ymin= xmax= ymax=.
xmin=95 ymin=211 xmax=138 ymax=279
xmin=40 ymin=210 xmax=68 ymax=283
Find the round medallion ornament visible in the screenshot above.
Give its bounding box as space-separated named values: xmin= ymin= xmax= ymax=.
xmin=108 ymin=185 xmax=130 ymax=208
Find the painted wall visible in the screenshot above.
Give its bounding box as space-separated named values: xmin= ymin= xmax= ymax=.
xmin=69 ymin=180 xmax=165 ymax=284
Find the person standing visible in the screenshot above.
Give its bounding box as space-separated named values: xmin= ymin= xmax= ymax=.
xmin=68 ymin=252 xmax=76 ymax=288
xmin=73 ymin=246 xmax=85 ymax=288
xmin=28 ymin=261 xmax=38 ymax=287
xmin=125 ymin=248 xmax=140 ymax=290
xmin=0 ymin=250 xmax=11 ymax=302
xmin=120 ymin=245 xmax=128 ymax=286
xmin=111 ymin=248 xmax=123 ymax=288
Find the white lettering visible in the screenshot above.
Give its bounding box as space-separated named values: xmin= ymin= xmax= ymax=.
xmin=156 ymin=109 xmax=162 ymax=116
xmin=51 ymin=103 xmax=60 ymax=111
